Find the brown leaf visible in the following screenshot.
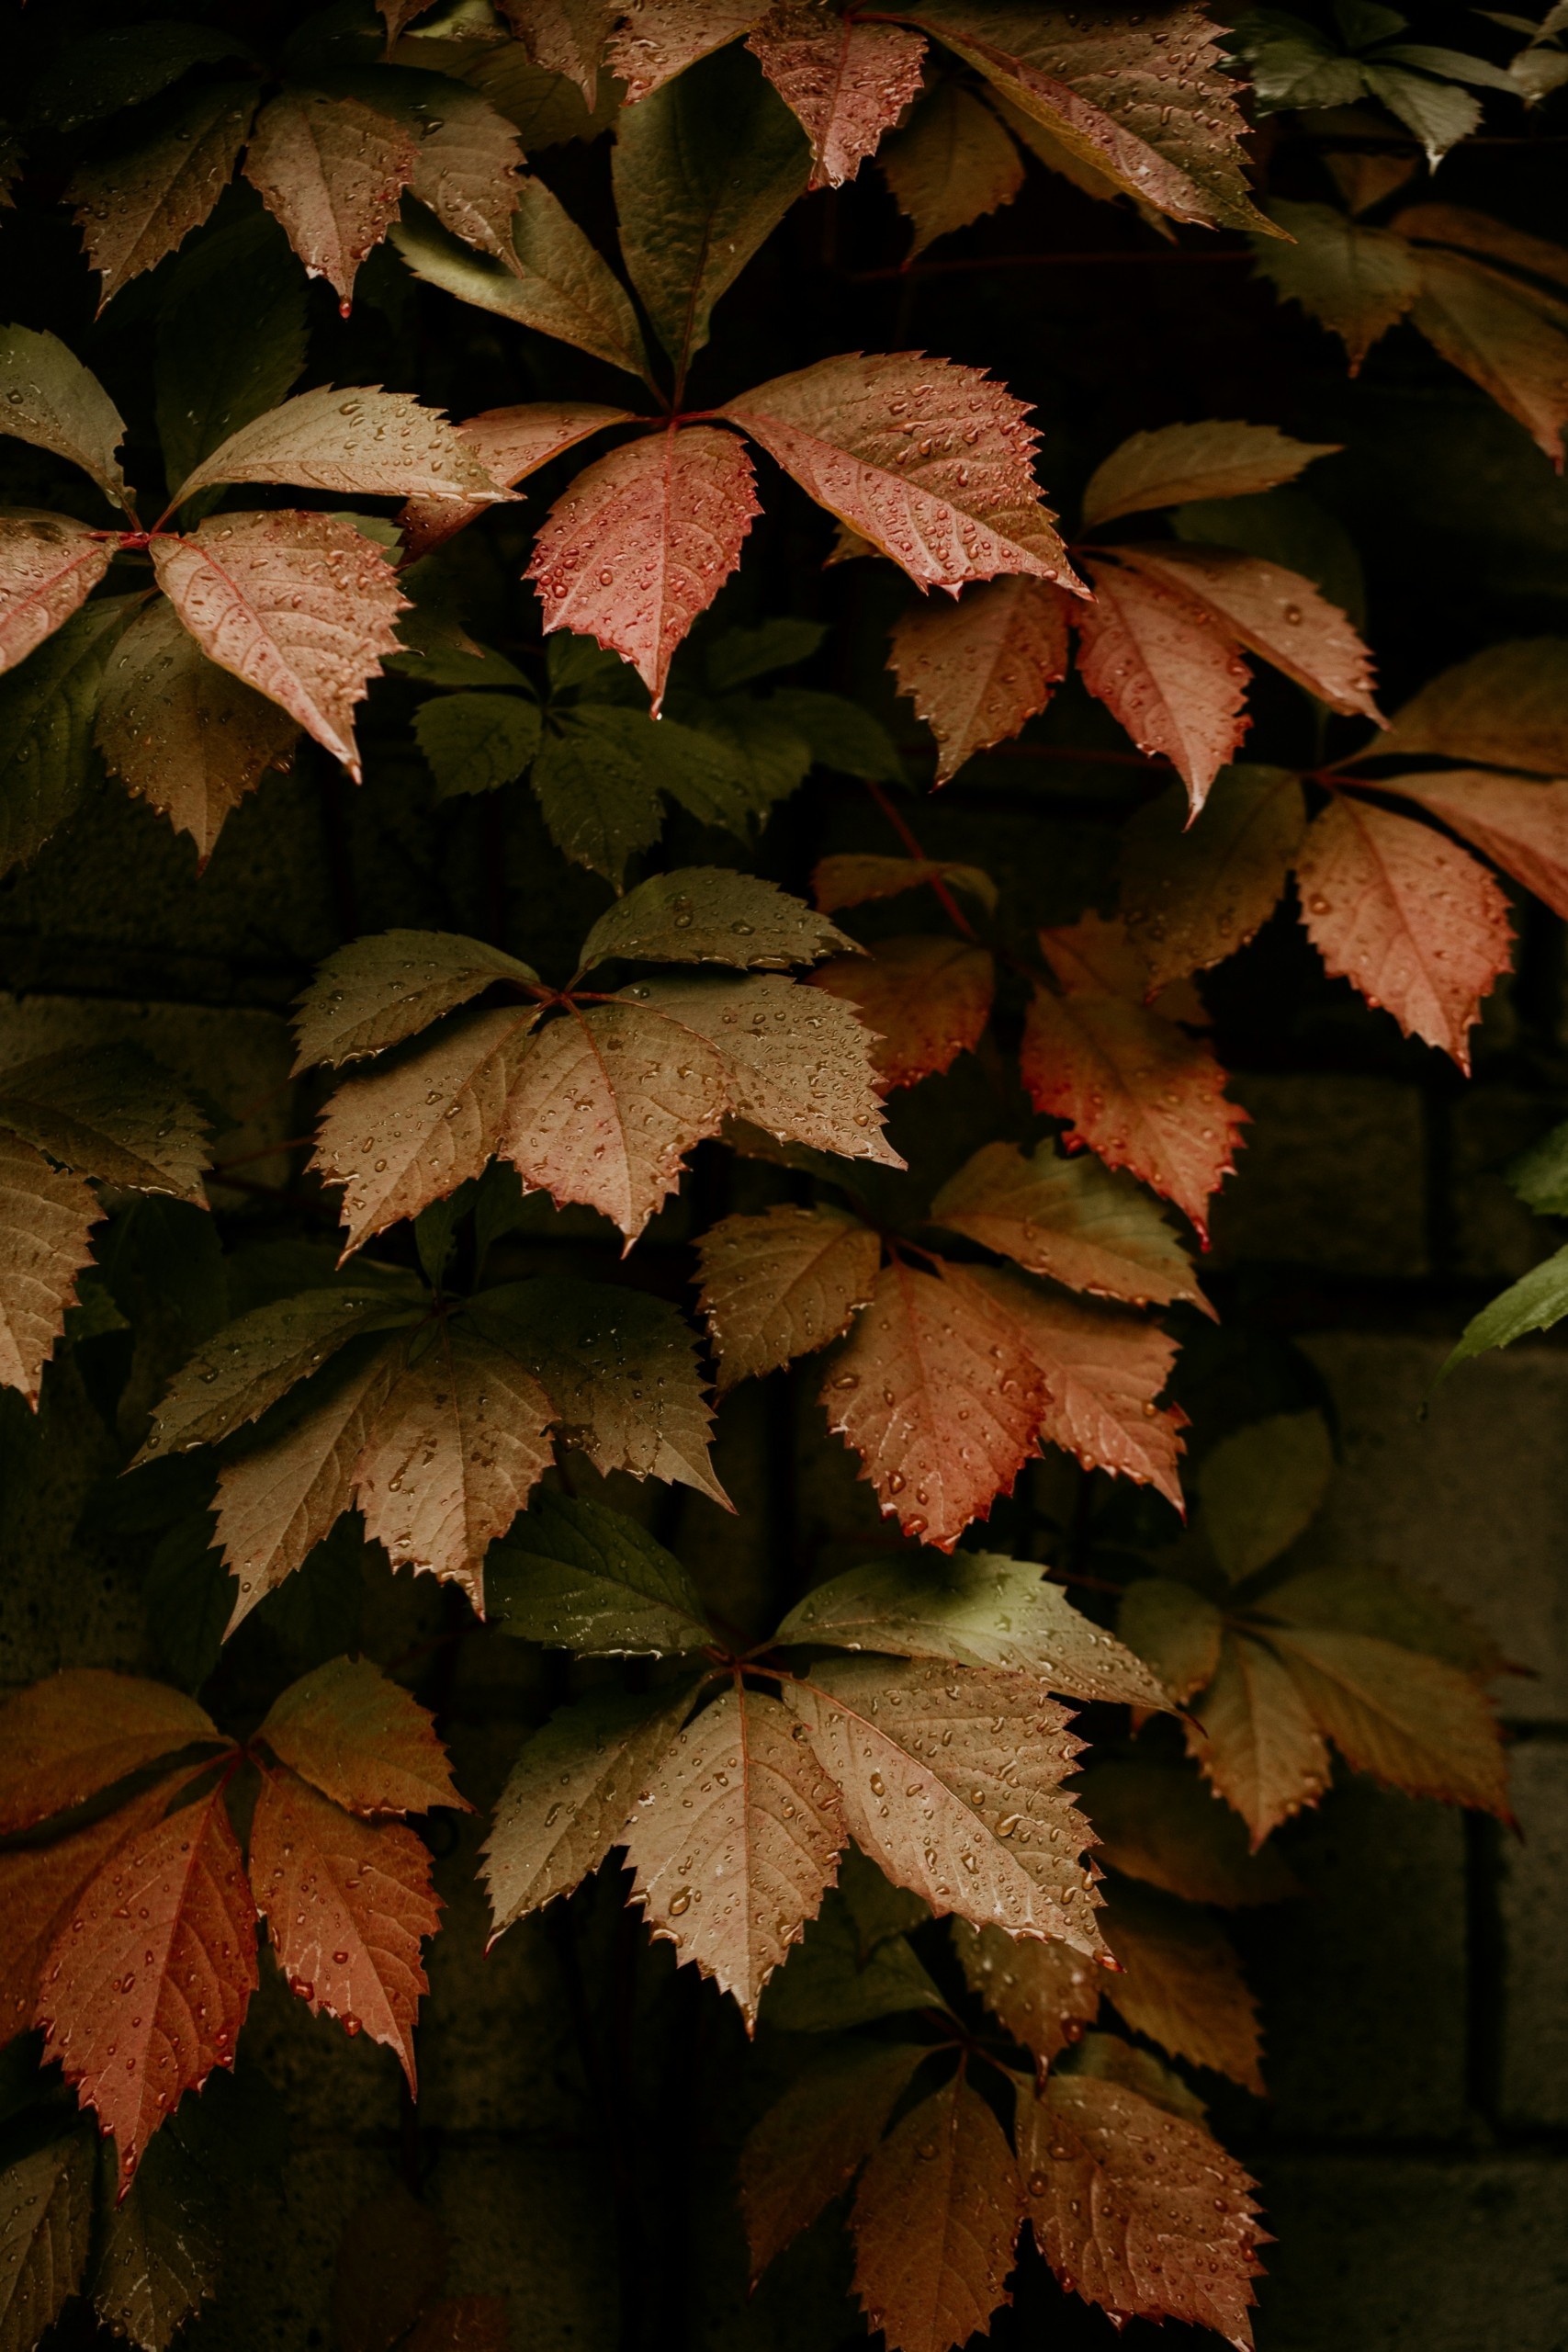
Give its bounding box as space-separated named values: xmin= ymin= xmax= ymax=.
xmin=1020 ymin=984 xmax=1246 ymax=1238
xmin=313 ymin=1008 xmax=537 ymax=1252
xmin=0 ymin=1672 xmax=220 ymax=1836
xmin=1120 ymin=1577 xmax=1223 ymax=1706
xmin=1253 ymin=200 xmax=1423 ymax=373
xmin=0 ymin=512 xmax=116 ymax=676
xmin=399 ymin=401 xmax=631 ymax=561
xmin=931 ymin=1138 xmax=1211 ymax=1316
xmin=404 ymin=81 xmax=525 ymax=261
xmin=953 ymin=1918 xmax=1102 ymax=2075
xmin=174 ymin=386 xmax=503 ymax=508
xmin=879 ymin=79 xmax=1024 ymax=257
xmin=504 ymin=0 xmax=621 ymax=100
xmin=151 ymin=511 xmax=408 ymax=781
xmin=354 ymin=1322 xmax=556 ymax=1607
xmin=786 ymin=1657 xmax=1103 ymax=1951
xmin=1073 ymin=1758 xmax=1300 ymax=1909
xmin=256 ymin=1656 xmax=467 ymax=1817
xmin=0 ymin=1043 xmax=208 ymax=1201
xmin=1018 ymin=2073 xmax=1264 ymax=2344
xmin=137 ymin=1286 xmax=419 ymax=1465
xmin=294 ymin=931 xmax=538 ymax=1072
xmin=578 ymin=865 xmax=856 ymax=973
xmin=604 ymin=2 xmax=767 ymax=103
xmin=740 ymin=2041 xmax=931 ymax=2279
xmin=1100 ymin=1883 xmax=1264 ymax=2092
xmin=243 ymin=87 xmax=418 ymax=304
xmin=624 ymin=1681 xmax=846 ymax=2024
xmin=250 ymin=1765 xmax=440 ymax=2087
xmin=722 ymin=353 xmax=1080 ymax=592
xmin=1412 ymin=248 xmax=1568 ymax=468
xmin=0 ymin=324 xmax=130 ymax=512
xmin=888 ymin=575 xmax=1072 ymax=782
xmin=810 ymin=937 xmax=995 ymax=1091
xmin=1120 ymin=765 xmax=1306 ymax=988
xmin=696 ymin=1204 xmax=881 ymax=1388
xmin=850 ymin=2070 xmax=1024 ymax=2352
xmin=527 ymin=426 xmax=758 ymax=709
xmin=1113 ymin=544 xmax=1381 ymax=721
xmin=747 ymin=6 xmax=926 ymax=189
xmin=95 ymin=596 xmax=299 ymax=865
xmin=1394 ymin=202 xmax=1568 ymax=297
xmin=1378 ymin=768 xmax=1568 ymax=921
xmin=0 ymin=1130 xmax=101 ymax=1408
xmin=1188 ymin=1630 xmax=1331 ymax=1848
xmin=1079 ymin=420 xmax=1340 ymax=529
xmin=812 ymin=854 xmax=998 ymax=917
xmin=39 ymin=1777 xmax=259 ymax=2191
xmin=1295 ymin=795 xmax=1512 ymax=1071
xmin=70 ymin=83 xmax=256 ymax=311
xmin=1076 ymin=558 xmax=1249 ymax=815
xmin=1370 ymin=639 xmax=1568 ymax=777
xmin=821 ymin=1256 xmax=1049 ymax=1550
xmin=1262 ymin=1623 xmax=1508 ymax=1816
xmin=0 ymin=2136 xmax=93 ymax=2350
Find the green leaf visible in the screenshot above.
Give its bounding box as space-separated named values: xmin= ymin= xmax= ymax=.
xmin=144 ymin=1513 xmax=230 ymax=1694
xmin=760 ymin=1893 xmax=948 ymax=2031
xmin=672 ymin=694 xmax=812 ymax=815
xmin=1361 ymin=63 xmax=1481 ymax=162
xmin=705 ymin=617 xmax=827 ymax=693
xmin=531 ymin=707 xmax=668 ymax=884
xmin=0 ymin=324 xmax=129 ymax=511
xmin=612 ymin=42 xmax=808 ymax=372
xmin=1507 ymin=1118 xmax=1568 ymax=1214
xmin=0 ymin=1042 xmax=209 ymax=1199
xmin=392 ymin=188 xmax=652 ymax=382
xmin=1438 ymin=1244 xmax=1568 ymax=1378
xmin=0 ymin=2133 xmax=93 ymax=2349
xmin=487 ymin=1489 xmax=715 ymax=1654
xmin=1197 ymin=1410 xmax=1334 ymax=1580
xmin=414 ymin=691 xmax=542 ymax=798
xmin=577 ymin=865 xmax=853 ymax=974
xmin=767 ymin=687 xmax=906 ymax=783
xmin=0 ymin=594 xmax=139 ymax=877
xmin=30 ymin=22 xmax=254 ymax=130
xmin=155 ymin=214 xmax=310 ymax=514
xmin=136 ymin=1284 xmax=423 ymax=1461
xmin=92 ymin=2112 xmax=220 ymax=2348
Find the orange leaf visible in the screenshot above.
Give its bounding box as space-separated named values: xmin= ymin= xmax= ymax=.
xmin=888 ymin=575 xmax=1072 ymax=782
xmin=0 ymin=1671 xmax=220 ymax=1835
xmin=850 ymin=2071 xmax=1024 ymax=2352
xmin=810 ymin=937 xmax=995 ymax=1091
xmin=250 ymin=1765 xmax=440 ymax=2087
xmin=930 ymin=1138 xmax=1211 ymax=1316
xmin=1377 ymin=768 xmax=1568 ymax=921
xmin=1262 ymin=1623 xmax=1509 ymax=1816
xmin=399 ymin=401 xmax=630 ymax=562
xmin=0 ymin=514 xmax=115 ymax=676
xmin=748 ymin=6 xmax=926 ymax=189
xmin=527 ymin=425 xmax=759 ymax=709
xmin=821 ymin=1256 xmax=1049 ymax=1549
xmin=1075 ymin=558 xmax=1249 ymax=816
xmin=0 ymin=1130 xmax=102 ymax=1408
xmin=1113 ymin=543 xmax=1382 ymax=721
xmin=695 ymin=1204 xmax=881 ymax=1388
xmin=1187 ymin=1630 xmax=1331 ymax=1848
xmin=39 ymin=1776 xmax=259 ymax=2191
xmin=1100 ymin=1883 xmax=1265 ymax=2092
xmin=256 ymin=1657 xmax=467 ymax=1818
xmin=243 ymin=87 xmax=418 ymax=304
xmin=879 ymin=81 xmax=1024 ymax=259
xmin=1412 ymin=247 xmax=1568 ymax=469
xmin=953 ymin=1919 xmax=1102 ymax=2079
xmin=1295 ymin=795 xmax=1512 ymax=1070
xmin=740 ymin=2041 xmax=931 ymax=2280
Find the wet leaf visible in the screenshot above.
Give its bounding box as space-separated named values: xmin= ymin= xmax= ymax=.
xmin=740 ymin=2041 xmax=930 ymax=2278
xmin=294 ymin=932 xmax=538 ymax=1072
xmin=579 ymin=865 xmax=854 ymax=973
xmin=696 ymin=1204 xmax=881 ymax=1387
xmin=0 ymin=1131 xmax=101 ymax=1408
xmin=1113 ymin=544 xmax=1381 ymax=720
xmin=0 ymin=512 xmax=116 ymax=678
xmin=1080 ymin=421 xmax=1338 ymax=529
xmin=1076 ymin=558 xmax=1250 ymax=816
xmin=175 ymin=385 xmax=502 ymax=507
xmin=604 ymin=1 xmax=768 ymax=102
xmin=889 ymin=575 xmax=1071 ymax=783
xmin=393 ymin=187 xmax=652 ymax=381
xmin=1251 ymin=200 xmax=1422 ymax=372
xmin=1378 ymin=768 xmax=1568 ymax=920
xmin=488 ymin=1488 xmax=714 ymax=1653
xmin=1371 ymin=638 xmax=1568 ymax=776
xmin=748 ymin=6 xmax=926 ymax=190
xmin=1188 ymin=1630 xmax=1331 ymax=1847
xmin=850 ymin=2070 xmax=1024 ymax=2352
xmin=93 ymin=2109 xmax=220 ymax=2347
xmin=880 ymin=79 xmax=1024 ymax=256
xmin=0 ymin=598 xmax=141 ymax=879
xmin=811 ymin=937 xmax=996 ymax=1091
xmin=243 ymin=86 xmax=418 ymax=304
xmin=70 ymin=82 xmax=257 ymax=311
xmin=0 ymin=1671 xmax=219 ymax=1836
xmin=0 ymin=324 xmax=130 ymax=510
xmin=399 ymin=401 xmax=630 ymax=563
xmin=953 ymin=1918 xmax=1101 ymax=2075
xmin=0 ymin=2136 xmax=93 ymax=2351
xmin=257 ymin=1656 xmax=466 ymax=1817
xmin=931 ymin=1138 xmax=1211 ymax=1316
xmin=0 ymin=1044 xmax=209 ymax=1200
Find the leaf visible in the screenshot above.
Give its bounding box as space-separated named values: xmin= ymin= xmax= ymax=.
xmin=1362 ymin=65 xmax=1479 ymax=168
xmin=483 ymin=1680 xmax=702 ymax=1928
xmin=213 ymin=1339 xmax=401 ymax=1633
xmin=94 ymin=2127 xmax=220 ymax=2350
xmin=313 ymin=1008 xmax=536 ymax=1251
xmin=1379 ymin=769 xmax=1568 ymax=920
xmin=0 ymin=513 xmax=116 ymax=678
xmin=624 ymin=1681 xmax=845 ymax=2023
xmin=1199 ymin=1410 xmax=1333 ymax=1581
xmin=1075 ymin=558 xmax=1249 ymax=815
xmin=296 ymin=932 xmax=537 ymax=1072
xmin=768 ymin=685 xmax=906 ymax=781
xmin=786 ymin=1657 xmax=1103 ymax=1950
xmin=39 ymin=1777 xmax=259 ymax=2191
xmin=529 ymin=707 xmax=666 ymax=885
xmin=850 ymin=2071 xmax=1024 ymax=2352
xmin=95 ymin=597 xmax=301 ymax=865
xmin=415 ymin=692 xmax=541 ymax=801
xmin=820 ymin=1257 xmax=1049 ymax=1550
xmin=488 ymin=1489 xmax=714 ymax=1653
xmin=391 ymin=189 xmax=652 ymax=382
xmin=0 ymin=2137 xmax=93 ymax=2352
xmin=1395 ymin=200 xmax=1568 ymax=294
xmin=930 ymin=1138 xmax=1211 ymax=1317
xmin=604 ymin=1 xmax=769 ymax=102
xmin=724 ymin=354 xmax=1079 ymax=593
xmin=1020 ymin=985 xmax=1246 ymax=1238
xmin=0 ymin=1131 xmax=101 ymax=1408
xmin=879 ymin=79 xmax=1024 ymax=257
xmin=1119 ymin=1579 xmax=1223 ymax=1705
xmin=527 ymin=427 xmax=759 ymax=711
xmin=953 ymin=1918 xmax=1102 ymax=2075
xmin=612 ymin=42 xmax=808 ymax=368
xmin=399 ymin=401 xmax=630 ymax=561
xmin=1078 ymin=421 xmax=1340 ymax=529
xmin=1119 ymin=765 xmax=1305 ymax=989
xmin=1294 ymin=796 xmax=1512 ymax=1071
xmin=1112 ymin=544 xmax=1382 ymax=720
xmin=0 ymin=1044 xmax=209 ymax=1200
xmin=175 ymin=385 xmax=502 ymax=508
xmin=888 ymin=576 xmax=1072 ymax=782
xmin=1266 ymin=1563 xmax=1506 ymax=1680
xmin=1371 ymin=638 xmax=1568 ymax=775
xmin=1017 ymin=2074 xmax=1264 ymax=2345
xmin=154 ymin=214 xmax=310 ymax=509
xmin=0 ymin=1672 xmax=218 ymax=1836
xmin=1438 ymin=1242 xmax=1568 ymax=1377
xmin=151 ymin=511 xmax=408 ymax=782
xmin=0 ymin=596 xmax=139 ymax=879
xmin=762 ymin=1894 xmax=945 ymax=2030
xmin=69 ymin=82 xmax=257 ymax=311
xmin=813 ymin=854 xmax=998 ymax=916
xmin=838 ymin=1847 xmax=929 ymax=1958
xmin=400 ymin=78 xmax=525 ymax=261
xmin=243 ymin=87 xmax=419 ymax=303
xmin=0 ymin=324 xmax=130 ymax=510
xmin=1188 ymin=1630 xmax=1331 ymax=1847
xmin=696 ymin=1204 xmax=881 ymax=1388
xmin=777 ymin=1551 xmax=1169 ymax=1707
xmin=740 ymin=2041 xmax=930 ymax=2279
xmin=747 ymin=6 xmax=925 ymax=190
xmin=258 ymin=1656 xmax=464 ymax=1816
xmin=811 ymin=937 xmax=996 ymax=1091
xmin=1261 ymin=1624 xmax=1508 ymax=1816
xmin=1251 ymin=200 xmax=1423 ymax=372
xmin=1100 ymin=1883 xmax=1263 ymax=2091
xmin=1072 ymin=1758 xmax=1299 ymax=1909
xmin=579 ymin=866 xmax=854 ymax=974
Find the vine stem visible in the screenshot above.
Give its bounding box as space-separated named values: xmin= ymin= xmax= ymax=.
xmin=863 ymin=778 xmax=978 ymax=939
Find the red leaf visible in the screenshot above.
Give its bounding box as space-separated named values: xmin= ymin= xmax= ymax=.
xmin=821 ymin=1256 xmax=1049 ymax=1549
xmin=1112 ymin=543 xmax=1382 ymax=721
xmin=1378 ymin=768 xmax=1568 ymax=921
xmin=0 ymin=514 xmax=115 ymax=675
xmin=249 ymin=1765 xmax=440 ymax=2088
xmin=255 ymin=1657 xmax=467 ymax=1818
xmin=39 ymin=1777 xmax=259 ymax=2191
xmin=243 ymin=88 xmax=418 ymax=304
xmin=810 ymin=936 xmax=994 ymax=1091
xmin=1294 ymin=795 xmax=1513 ymax=1070
xmin=1075 ymin=558 xmax=1249 ymax=816
xmin=747 ymin=7 xmax=926 ymax=190
xmin=399 ymin=401 xmax=630 ymax=562
xmin=888 ymin=576 xmax=1073 ymax=782
xmin=527 ymin=425 xmax=758 ymax=709
xmin=0 ymin=1778 xmax=191 ymax=2044
xmin=0 ymin=1671 xmax=220 ymax=1835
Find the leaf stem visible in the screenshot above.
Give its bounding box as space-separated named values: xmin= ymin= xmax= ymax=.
xmin=863 ymin=779 xmax=978 ymax=940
